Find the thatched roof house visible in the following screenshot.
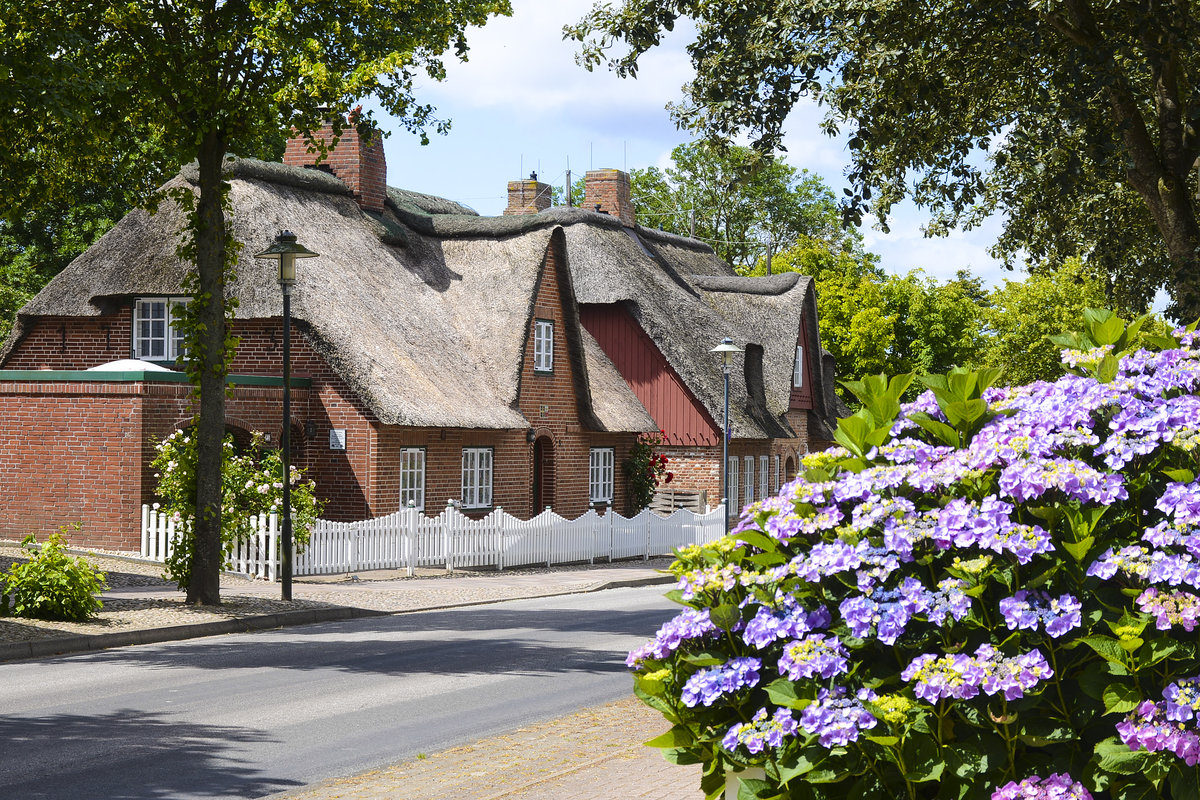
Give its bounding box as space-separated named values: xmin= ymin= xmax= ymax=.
xmin=0 ymin=122 xmax=842 ymax=548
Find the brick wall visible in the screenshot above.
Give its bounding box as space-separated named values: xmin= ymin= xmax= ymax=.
xmin=0 ymin=383 xmax=145 ymax=549
xmin=4 ymin=315 xmax=133 ymax=369
xmin=283 ymin=120 xmax=386 ymax=213
xmin=583 ymin=169 xmax=635 ymax=227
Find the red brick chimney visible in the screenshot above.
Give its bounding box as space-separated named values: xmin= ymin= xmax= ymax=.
xmin=283 ymin=117 xmax=387 ymax=213
xmin=583 ymin=169 xmax=635 ymax=227
xmin=504 ymin=173 xmax=552 ymax=215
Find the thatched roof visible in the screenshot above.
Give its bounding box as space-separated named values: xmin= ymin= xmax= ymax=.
xmin=5 ymin=157 xmax=839 ymax=438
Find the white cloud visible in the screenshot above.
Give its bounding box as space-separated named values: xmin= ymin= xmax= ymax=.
xmin=373 ymin=0 xmax=1011 ymax=281
xmin=427 ymin=0 xmax=694 ymax=122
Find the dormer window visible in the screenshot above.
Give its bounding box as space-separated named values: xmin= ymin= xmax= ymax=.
xmin=533 ymin=319 xmax=554 ymax=373
xmin=133 ymin=298 xmax=189 ymax=361
xmin=793 ymin=344 xmax=804 ymax=388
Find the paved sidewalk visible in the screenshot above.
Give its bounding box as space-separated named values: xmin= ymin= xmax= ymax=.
xmin=263 ymin=696 xmax=703 ymax=800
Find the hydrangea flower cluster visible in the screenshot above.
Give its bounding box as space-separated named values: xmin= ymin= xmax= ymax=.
xmin=1163 ymin=676 xmax=1200 ymax=722
xmin=629 ymin=318 xmax=1200 ymax=799
xmin=797 ymin=686 xmax=879 ymax=747
xmin=627 ymin=607 xmax=717 ymax=667
xmin=999 ymin=590 xmax=1082 ymax=637
xmin=902 ymin=644 xmax=1052 ymax=702
xmin=741 ymin=601 xmax=829 ymax=649
xmin=721 ymin=707 xmax=798 ymax=755
xmin=991 ymin=773 xmax=1093 ymax=800
xmin=1116 ymin=700 xmax=1200 ymax=765
xmin=680 ymin=657 xmax=761 ymax=707
xmin=777 ymin=634 xmax=850 ymax=680
xmin=1135 ymin=587 xmax=1200 ymax=630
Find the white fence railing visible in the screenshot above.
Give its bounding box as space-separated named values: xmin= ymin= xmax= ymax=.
xmin=140 ymin=502 xmax=727 ymax=580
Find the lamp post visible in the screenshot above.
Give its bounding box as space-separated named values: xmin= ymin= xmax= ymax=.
xmin=710 ymin=337 xmax=743 ymax=532
xmin=254 ymin=231 xmax=318 ymax=600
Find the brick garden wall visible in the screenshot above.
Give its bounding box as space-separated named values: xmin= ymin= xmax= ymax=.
xmin=0 ymin=382 xmax=145 ymax=549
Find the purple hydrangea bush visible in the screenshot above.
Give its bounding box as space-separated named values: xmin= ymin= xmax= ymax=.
xmin=628 ymin=311 xmax=1200 ymax=800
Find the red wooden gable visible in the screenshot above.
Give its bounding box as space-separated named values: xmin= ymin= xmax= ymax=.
xmin=791 ymin=315 xmax=814 ymax=409
xmin=580 ymin=305 xmax=720 ymax=447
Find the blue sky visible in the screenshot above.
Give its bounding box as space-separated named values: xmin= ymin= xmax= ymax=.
xmin=373 ymin=0 xmax=1012 ymax=288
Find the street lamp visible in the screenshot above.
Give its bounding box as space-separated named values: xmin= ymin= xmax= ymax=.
xmin=710 ymin=337 xmax=743 ymax=532
xmin=254 ymin=231 xmax=318 ymax=600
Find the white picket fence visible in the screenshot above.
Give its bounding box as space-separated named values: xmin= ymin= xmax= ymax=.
xmin=141 ymin=505 xmax=282 ymax=581
xmin=140 ymin=502 xmax=727 ymax=580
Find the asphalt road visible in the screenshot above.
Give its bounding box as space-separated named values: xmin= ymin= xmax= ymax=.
xmin=0 ymin=585 xmax=678 ymax=800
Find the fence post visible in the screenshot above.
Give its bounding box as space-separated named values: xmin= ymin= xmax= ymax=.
xmin=270 ymin=513 xmax=280 ymax=581
xmin=405 ymin=501 xmax=416 ymax=578
xmin=444 ymin=499 xmax=455 ymax=574
xmin=644 ymin=508 xmax=651 ymax=561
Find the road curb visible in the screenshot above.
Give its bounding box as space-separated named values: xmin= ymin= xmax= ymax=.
xmin=0 ymin=606 xmax=387 ymax=664
xmin=0 ymin=572 xmax=675 ymax=664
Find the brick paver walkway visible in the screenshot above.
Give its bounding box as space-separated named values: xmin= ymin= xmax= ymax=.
xmin=265 ymin=696 xmax=702 ymax=800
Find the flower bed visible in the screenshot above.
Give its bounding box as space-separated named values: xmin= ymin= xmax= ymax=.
xmin=628 ymin=312 xmax=1200 ymax=799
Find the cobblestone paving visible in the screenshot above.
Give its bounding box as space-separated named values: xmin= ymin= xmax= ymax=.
xmin=264 ymin=696 xmax=702 ymax=800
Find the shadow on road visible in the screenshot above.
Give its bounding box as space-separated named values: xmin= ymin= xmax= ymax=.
xmin=0 ymin=708 xmax=300 ymax=799
xmin=75 ymin=604 xmax=675 ymax=677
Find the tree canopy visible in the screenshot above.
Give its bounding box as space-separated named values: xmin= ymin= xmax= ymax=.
xmin=630 ymin=140 xmax=860 ymax=269
xmin=568 ymin=0 xmax=1200 ymax=320
xmin=2 ymin=0 xmax=510 ymax=604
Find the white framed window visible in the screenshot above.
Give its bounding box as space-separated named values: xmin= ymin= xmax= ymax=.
xmin=760 ymin=455 xmax=769 ymax=499
xmin=134 ymin=298 xmax=189 ymax=361
xmin=399 ymin=448 xmax=425 ymax=511
xmin=793 ymin=344 xmax=805 ymax=388
xmin=533 ymin=319 xmax=554 ymax=373
xmin=772 ymin=455 xmax=780 ymax=494
xmin=461 ymin=447 xmax=493 ymax=509
xmin=589 ymin=447 xmax=615 ymax=505
xmin=727 ymin=457 xmax=738 ymax=510
xmin=744 ymin=456 xmax=755 ymax=504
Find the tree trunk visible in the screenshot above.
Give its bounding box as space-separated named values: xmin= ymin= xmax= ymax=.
xmin=186 ymin=129 xmax=229 ymax=606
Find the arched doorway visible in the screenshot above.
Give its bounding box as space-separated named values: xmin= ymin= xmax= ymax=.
xmin=784 ymin=455 xmax=797 ymax=483
xmin=532 ymin=435 xmax=556 ymax=514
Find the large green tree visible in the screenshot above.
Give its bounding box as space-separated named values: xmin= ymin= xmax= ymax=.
xmin=631 ymin=141 xmax=857 ymax=269
xmin=982 ymin=259 xmax=1112 ymax=385
xmin=1 ymin=0 xmax=509 ymax=604
xmin=569 ymin=0 xmax=1200 ymax=320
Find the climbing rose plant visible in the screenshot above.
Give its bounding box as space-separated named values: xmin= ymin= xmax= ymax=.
xmin=629 ymin=310 xmax=1200 ymax=800
xmin=151 ymin=429 xmax=322 ymax=590
xmin=625 ymin=430 xmax=673 ymax=511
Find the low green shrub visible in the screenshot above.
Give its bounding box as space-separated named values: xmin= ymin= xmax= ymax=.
xmin=2 ymin=530 xmax=108 ymax=622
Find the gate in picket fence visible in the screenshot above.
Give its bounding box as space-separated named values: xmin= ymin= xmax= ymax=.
xmin=140 ymin=502 xmax=727 ymax=580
